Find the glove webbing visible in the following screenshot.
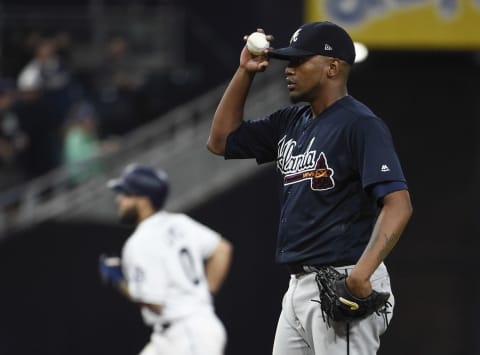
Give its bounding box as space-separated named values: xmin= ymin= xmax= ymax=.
xmin=312 ymin=266 xmax=343 ymax=328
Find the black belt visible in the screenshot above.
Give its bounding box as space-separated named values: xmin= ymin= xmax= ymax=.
xmin=286 ymin=262 xmax=353 ymax=275
xmin=286 ymin=263 xmax=309 ymax=274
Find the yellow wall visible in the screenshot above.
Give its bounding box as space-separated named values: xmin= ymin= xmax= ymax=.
xmin=305 ymin=0 xmax=480 ymax=49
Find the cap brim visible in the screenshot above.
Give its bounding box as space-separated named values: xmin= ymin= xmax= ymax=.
xmin=107 ymin=178 xmax=130 ymax=194
xmin=268 ymin=47 xmax=315 ymax=60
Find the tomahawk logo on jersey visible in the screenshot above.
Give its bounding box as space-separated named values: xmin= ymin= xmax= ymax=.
xmin=278 ymin=135 xmax=335 ymax=191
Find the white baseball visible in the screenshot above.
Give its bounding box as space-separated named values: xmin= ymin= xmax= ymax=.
xmin=246 ymin=32 xmax=269 ymax=56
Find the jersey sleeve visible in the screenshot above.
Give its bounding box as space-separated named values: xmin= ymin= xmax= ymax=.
xmin=225 ymin=113 xmax=281 ymax=164
xmin=183 ymin=215 xmax=221 ymax=259
xmin=350 ymin=116 xmax=407 ymax=188
xmin=368 ymin=180 xmax=409 ymax=205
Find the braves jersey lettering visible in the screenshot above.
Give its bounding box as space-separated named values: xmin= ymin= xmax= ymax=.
xmin=278 ymin=135 xmax=335 ymax=191
xmin=277 ymin=136 xmax=318 ymax=174
xmin=225 ymin=96 xmax=407 ymax=265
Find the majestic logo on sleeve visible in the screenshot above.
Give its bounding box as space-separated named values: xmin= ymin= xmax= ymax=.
xmin=277 ymin=136 xmax=335 ymax=191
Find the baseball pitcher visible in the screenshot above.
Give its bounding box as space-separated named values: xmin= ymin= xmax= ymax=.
xmin=207 ymin=21 xmax=412 ymax=355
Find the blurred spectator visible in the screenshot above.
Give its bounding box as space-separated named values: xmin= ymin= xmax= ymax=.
xmin=14 ymin=65 xmax=59 ymax=179
xmin=14 ymin=36 xmax=80 ymax=179
xmin=18 ymin=36 xmax=78 ymax=118
xmin=1 ymin=30 xmax=43 ymax=79
xmin=18 ymin=37 xmax=71 ymax=93
xmin=94 ymin=34 xmax=146 ymax=137
xmin=62 ymin=100 xmax=118 ymax=185
xmin=0 ymin=79 xmax=28 ymax=190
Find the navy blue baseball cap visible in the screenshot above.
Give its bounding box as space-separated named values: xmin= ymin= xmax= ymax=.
xmin=107 ymin=164 xmax=169 ymax=210
xmin=269 ymin=21 xmax=356 ymax=65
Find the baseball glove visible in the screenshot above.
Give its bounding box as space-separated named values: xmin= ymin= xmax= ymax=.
xmin=313 ymin=266 xmax=391 ymax=326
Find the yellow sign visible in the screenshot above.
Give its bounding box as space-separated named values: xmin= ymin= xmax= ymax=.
xmin=305 ymin=0 xmax=480 ymax=49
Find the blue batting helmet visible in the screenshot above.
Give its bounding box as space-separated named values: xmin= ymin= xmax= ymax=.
xmin=107 ymin=164 xmax=169 ymax=210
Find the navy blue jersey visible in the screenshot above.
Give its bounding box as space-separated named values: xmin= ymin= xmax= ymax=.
xmin=225 ymin=95 xmax=407 ymax=265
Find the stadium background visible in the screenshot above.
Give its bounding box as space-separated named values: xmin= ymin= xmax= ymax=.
xmin=0 ymin=1 xmax=479 ymax=355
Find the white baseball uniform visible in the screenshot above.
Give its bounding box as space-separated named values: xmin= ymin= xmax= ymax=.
xmin=121 ymin=211 xmax=227 ymax=355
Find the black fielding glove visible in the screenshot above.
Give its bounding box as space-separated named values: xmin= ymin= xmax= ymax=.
xmin=314 ymin=266 xmax=390 ymax=326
